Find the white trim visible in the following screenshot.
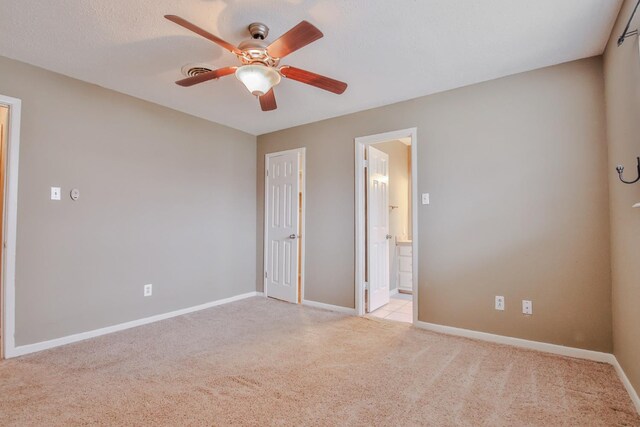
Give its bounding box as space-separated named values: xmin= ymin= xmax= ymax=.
xmin=354 ymin=128 xmax=418 ymax=322
xmin=0 ymin=95 xmax=21 ymax=359
xmin=300 ymin=150 xmax=306 ymax=303
xmin=389 ymin=288 xmax=399 ymax=296
xmin=611 ymin=356 xmax=640 ymax=414
xmin=410 ymin=131 xmax=418 ymax=325
xmin=302 ymin=299 xmax=357 ymax=315
xmin=5 ymin=291 xmax=262 ymax=358
xmin=414 ymin=320 xmax=613 ymax=363
xmin=355 ymin=140 xmax=365 ymax=316
xmin=263 ymin=148 xmax=306 ymax=304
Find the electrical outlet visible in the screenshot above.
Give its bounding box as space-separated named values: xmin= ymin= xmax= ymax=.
xmin=522 ymin=300 xmax=532 ymax=315
xmin=495 ymin=296 xmax=505 ymax=311
xmin=144 ymin=284 xmax=152 ymax=297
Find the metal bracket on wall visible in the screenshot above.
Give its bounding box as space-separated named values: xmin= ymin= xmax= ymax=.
xmin=618 ymin=0 xmax=640 ymax=46
xmin=616 ymin=157 xmax=640 ymax=184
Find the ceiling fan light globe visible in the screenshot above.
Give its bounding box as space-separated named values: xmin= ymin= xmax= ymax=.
xmin=235 ymin=65 xmax=281 ymax=97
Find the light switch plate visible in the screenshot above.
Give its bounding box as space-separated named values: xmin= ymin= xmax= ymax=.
xmin=421 ymin=193 xmax=430 ymax=205
xmin=51 ymin=187 xmax=61 ymax=201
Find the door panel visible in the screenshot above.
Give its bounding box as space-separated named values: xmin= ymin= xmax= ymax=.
xmin=367 ymin=146 xmax=390 ymax=312
xmin=265 ymin=152 xmax=300 ymax=303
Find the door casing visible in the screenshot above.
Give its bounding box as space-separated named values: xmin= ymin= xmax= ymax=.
xmin=263 ymin=148 xmax=306 ymax=303
xmin=355 ymin=128 xmax=418 ymax=321
xmin=0 ymin=95 xmax=22 ymax=359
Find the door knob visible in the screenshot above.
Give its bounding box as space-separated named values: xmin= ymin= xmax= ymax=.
xmin=289 ymin=234 xmax=298 ymax=239
xmin=386 ymin=234 xmax=392 ymax=240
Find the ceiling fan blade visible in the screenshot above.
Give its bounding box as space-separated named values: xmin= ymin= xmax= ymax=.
xmin=259 ymin=89 xmax=277 ymax=111
xmin=175 ymin=67 xmax=237 ymax=87
xmin=165 ymin=15 xmax=241 ymax=55
xmin=267 ymin=21 xmax=323 ymax=59
xmin=280 ymin=66 xmax=347 ymax=94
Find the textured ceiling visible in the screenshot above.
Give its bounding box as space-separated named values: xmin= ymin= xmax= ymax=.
xmin=0 ymin=0 xmax=622 ymax=135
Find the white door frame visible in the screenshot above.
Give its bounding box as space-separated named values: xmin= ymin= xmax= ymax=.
xmin=355 ymin=128 xmax=418 ymax=322
xmin=263 ymin=148 xmax=306 ymax=303
xmin=0 ymin=94 xmax=22 ymax=358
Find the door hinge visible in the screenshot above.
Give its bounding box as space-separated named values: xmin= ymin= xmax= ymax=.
xmin=363 ymin=160 xmax=368 ymax=168
xmin=266 ymin=169 xmax=269 ymax=177
xmin=265 ymin=271 xmax=268 ymax=278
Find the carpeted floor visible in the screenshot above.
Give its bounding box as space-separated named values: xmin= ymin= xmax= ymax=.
xmin=0 ymin=297 xmax=638 ymax=426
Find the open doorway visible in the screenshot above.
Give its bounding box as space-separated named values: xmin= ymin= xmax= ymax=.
xmin=263 ymin=148 xmax=306 ymax=304
xmin=355 ymin=128 xmax=418 ymax=324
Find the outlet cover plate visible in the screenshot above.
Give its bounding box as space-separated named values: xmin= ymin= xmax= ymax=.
xmin=495 ymin=296 xmax=505 ymax=311
xmin=522 ymin=300 xmax=532 ymax=315
xmin=144 ymin=284 xmax=152 ymax=297
xmin=51 ymin=187 xmax=61 ymax=200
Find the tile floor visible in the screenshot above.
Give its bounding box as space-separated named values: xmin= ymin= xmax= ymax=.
xmin=368 ymin=292 xmax=413 ymax=323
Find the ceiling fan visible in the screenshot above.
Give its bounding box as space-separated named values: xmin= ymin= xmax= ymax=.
xmin=165 ymin=15 xmax=348 ymax=111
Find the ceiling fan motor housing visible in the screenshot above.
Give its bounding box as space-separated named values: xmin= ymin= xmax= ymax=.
xmin=238 ymin=36 xmax=279 ymax=67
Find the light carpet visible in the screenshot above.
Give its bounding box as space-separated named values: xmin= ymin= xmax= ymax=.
xmin=0 ymin=297 xmax=638 ymax=426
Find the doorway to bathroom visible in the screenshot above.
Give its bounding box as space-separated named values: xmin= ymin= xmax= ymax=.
xmin=355 ymin=128 xmax=418 ymax=324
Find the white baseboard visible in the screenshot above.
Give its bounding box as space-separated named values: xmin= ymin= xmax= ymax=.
xmin=414 ymin=320 xmax=614 ymax=363
xmin=302 ymin=299 xmax=356 ymax=315
xmin=6 ymin=291 xmax=262 ymax=358
xmin=611 ymin=357 xmax=640 ymax=414
xmin=414 ymin=321 xmax=639 ymax=415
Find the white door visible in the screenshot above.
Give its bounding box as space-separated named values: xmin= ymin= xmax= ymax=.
xmin=367 ymin=146 xmax=390 ymax=312
xmin=265 ymin=151 xmax=300 ymax=303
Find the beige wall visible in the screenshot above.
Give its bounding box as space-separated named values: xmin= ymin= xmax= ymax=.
xmin=373 ymin=140 xmax=411 ymax=290
xmin=603 ymin=0 xmax=640 ymax=394
xmin=0 ymin=56 xmax=257 ymax=346
xmin=257 ymin=57 xmax=612 ymax=352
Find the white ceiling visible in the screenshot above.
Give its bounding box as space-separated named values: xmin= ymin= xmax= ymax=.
xmin=0 ymin=0 xmax=622 ymax=135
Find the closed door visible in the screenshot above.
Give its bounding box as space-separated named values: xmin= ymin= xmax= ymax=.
xmin=265 ymin=151 xmax=300 ymax=303
xmin=367 ymin=145 xmax=390 ymax=312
